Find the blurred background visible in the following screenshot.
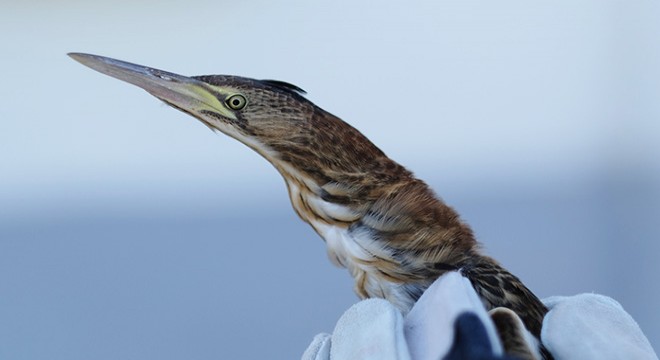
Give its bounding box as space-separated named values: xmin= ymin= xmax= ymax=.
xmin=1 ymin=0 xmax=658 ymax=358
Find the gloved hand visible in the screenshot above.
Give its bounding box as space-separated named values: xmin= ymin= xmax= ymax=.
xmin=542 ymin=293 xmax=657 ymax=360
xmin=302 ymin=298 xmax=411 ymax=360
xmin=302 ymin=272 xmax=658 ymax=360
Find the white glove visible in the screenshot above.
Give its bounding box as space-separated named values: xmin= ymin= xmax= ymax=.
xmin=302 ymin=272 xmax=658 ymax=360
xmin=541 ymin=293 xmax=657 ymax=360
xmin=302 ymin=272 xmax=508 ymax=360
xmin=302 ymin=298 xmax=411 ymax=360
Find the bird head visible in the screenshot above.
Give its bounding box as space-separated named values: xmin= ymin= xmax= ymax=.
xmin=69 ymin=53 xmax=409 ymax=204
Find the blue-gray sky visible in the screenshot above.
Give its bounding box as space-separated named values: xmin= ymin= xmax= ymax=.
xmin=1 ymin=1 xmax=659 ymax=358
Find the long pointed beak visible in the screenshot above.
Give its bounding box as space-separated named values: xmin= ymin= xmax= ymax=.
xmin=68 ymin=53 xmax=222 ymax=114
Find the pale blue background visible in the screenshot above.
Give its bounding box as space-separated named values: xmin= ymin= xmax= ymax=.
xmin=1 ymin=1 xmax=659 ymax=358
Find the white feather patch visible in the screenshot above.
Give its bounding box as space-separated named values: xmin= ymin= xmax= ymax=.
xmin=305 ymin=196 xmax=360 ymax=222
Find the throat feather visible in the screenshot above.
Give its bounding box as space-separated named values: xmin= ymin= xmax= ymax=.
xmin=283 ymin=176 xmax=419 ymax=312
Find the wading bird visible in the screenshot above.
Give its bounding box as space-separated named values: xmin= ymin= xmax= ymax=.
xmin=69 ymin=53 xmax=551 ymax=359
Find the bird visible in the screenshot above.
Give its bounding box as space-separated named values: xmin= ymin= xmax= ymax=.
xmin=69 ymin=53 xmax=552 ymax=359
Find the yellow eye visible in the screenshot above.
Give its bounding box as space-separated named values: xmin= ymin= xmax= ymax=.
xmin=226 ymin=94 xmax=247 ymax=110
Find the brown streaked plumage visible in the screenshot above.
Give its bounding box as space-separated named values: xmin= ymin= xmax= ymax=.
xmin=490 ymin=307 xmax=540 ymax=360
xmin=69 ymin=53 xmax=552 ymax=359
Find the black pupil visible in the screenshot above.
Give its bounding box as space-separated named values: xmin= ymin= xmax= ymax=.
xmin=232 ymin=98 xmax=241 ymax=106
